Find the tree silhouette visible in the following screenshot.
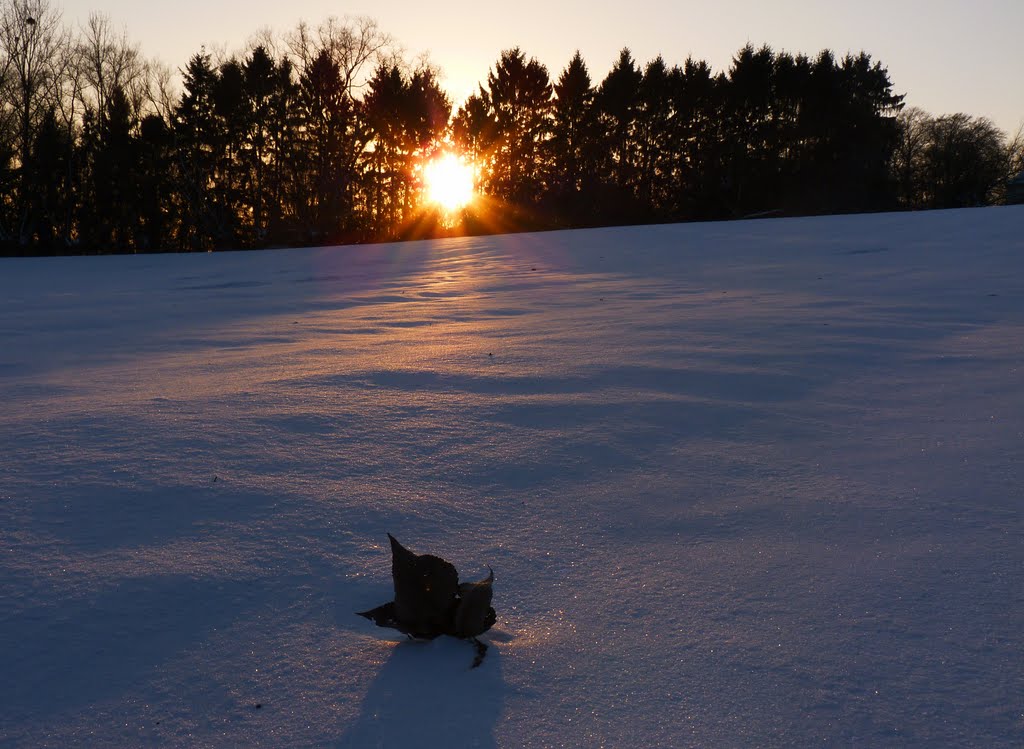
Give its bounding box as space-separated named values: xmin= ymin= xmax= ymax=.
xmin=242 ymin=46 xmax=278 ymax=245
xmin=363 ymin=64 xmax=409 ymax=235
xmin=361 ymin=64 xmax=451 ymax=237
xmin=295 ymin=47 xmax=357 ymax=243
xmin=673 ymin=56 xmax=724 ymax=219
xmin=22 ymin=107 xmax=70 ymax=251
xmin=174 ymin=51 xmax=219 ymax=250
xmin=263 ymin=55 xmax=298 ymax=244
xmin=0 ymin=0 xmax=67 ymax=247
xmin=136 ymin=113 xmax=173 ymax=250
xmin=597 ymin=48 xmax=643 ymax=219
xmin=452 ymin=93 xmax=494 ymax=175
xmin=722 ymin=44 xmax=775 ymax=215
xmin=634 ymin=56 xmax=675 ymax=217
xmin=80 ymin=84 xmax=137 ymax=251
xmin=0 ymin=9 xmax=1009 ymax=257
xmin=211 ymin=56 xmax=247 ymax=245
xmin=548 ymin=51 xmax=599 ymax=224
xmin=480 ymin=48 xmax=552 ymax=206
xmin=922 ymin=114 xmax=1007 ymax=208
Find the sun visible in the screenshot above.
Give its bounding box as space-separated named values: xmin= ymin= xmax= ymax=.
xmin=423 ymin=153 xmax=475 ymax=212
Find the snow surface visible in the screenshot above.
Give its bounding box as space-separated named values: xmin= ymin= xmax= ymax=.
xmin=1 ymin=208 xmax=1022 ymax=748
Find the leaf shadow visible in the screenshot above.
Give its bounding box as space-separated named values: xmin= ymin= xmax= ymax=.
xmin=338 ymin=635 xmax=504 ymax=749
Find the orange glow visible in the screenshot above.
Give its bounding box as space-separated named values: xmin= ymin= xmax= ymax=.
xmin=423 ymin=153 xmax=475 ymax=212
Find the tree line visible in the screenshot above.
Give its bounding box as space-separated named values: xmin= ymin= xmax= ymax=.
xmin=1 ymin=0 xmax=1021 ymax=256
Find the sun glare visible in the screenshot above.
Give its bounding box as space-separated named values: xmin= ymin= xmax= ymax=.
xmin=424 ymin=153 xmax=475 ymax=212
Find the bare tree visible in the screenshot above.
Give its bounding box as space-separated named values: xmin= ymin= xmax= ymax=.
xmin=142 ymin=57 xmax=178 ymax=122
xmin=892 ymin=106 xmax=931 ymax=208
xmin=1006 ymin=122 xmax=1024 ymax=178
xmin=0 ymin=0 xmax=70 ymax=242
xmin=283 ymin=20 xmax=313 ymax=71
xmin=77 ymin=13 xmax=144 ymax=123
xmin=49 ymin=31 xmax=85 ymax=244
xmin=246 ymin=26 xmax=283 ymax=61
xmin=923 ymin=113 xmax=1006 ymax=208
xmin=285 ymin=15 xmax=392 ymax=97
xmin=0 ymin=0 xmax=66 ymax=161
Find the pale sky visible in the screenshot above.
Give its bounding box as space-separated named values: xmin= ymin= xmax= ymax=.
xmin=56 ymin=0 xmax=1024 ymax=136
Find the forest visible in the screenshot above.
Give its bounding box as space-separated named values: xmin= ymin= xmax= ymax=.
xmin=1 ymin=0 xmax=1022 ymax=256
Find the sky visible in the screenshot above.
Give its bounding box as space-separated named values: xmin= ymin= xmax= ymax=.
xmin=54 ymin=0 xmax=1024 ymax=136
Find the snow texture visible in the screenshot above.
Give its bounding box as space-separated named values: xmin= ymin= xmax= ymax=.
xmin=1 ymin=207 xmax=1022 ymax=747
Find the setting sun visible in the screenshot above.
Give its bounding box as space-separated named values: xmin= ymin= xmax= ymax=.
xmin=423 ymin=153 xmax=475 ymax=212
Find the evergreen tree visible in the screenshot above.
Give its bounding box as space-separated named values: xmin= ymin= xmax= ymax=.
xmin=837 ymin=52 xmax=903 ymax=211
xmin=480 ymin=48 xmax=552 ymax=207
xmin=295 ymin=48 xmax=358 ymax=242
xmin=362 ymin=64 xmax=407 ymax=235
xmin=174 ymin=51 xmax=219 ymax=250
xmin=405 ymin=69 xmax=450 ymax=151
xmin=136 ymin=113 xmax=173 ymax=250
xmin=362 ymin=64 xmax=451 ymax=236
xmin=770 ymin=51 xmax=812 ymax=210
xmin=399 ymin=67 xmax=450 ymax=232
xmin=635 ymin=56 xmax=676 ymax=216
xmin=596 ymin=49 xmax=643 ymax=219
xmin=91 ymin=84 xmax=138 ymax=251
xmin=452 ymin=93 xmax=495 ymax=173
xmin=723 ymin=44 xmax=776 ymax=215
xmin=673 ymin=57 xmax=726 ymax=219
xmin=211 ymin=57 xmax=247 ymax=245
xmin=243 ymin=46 xmax=278 ymax=244
xmin=22 ymin=107 xmax=71 ymax=252
xmin=264 ymin=55 xmax=299 ymax=243
xmin=549 ymin=51 xmax=599 ymax=223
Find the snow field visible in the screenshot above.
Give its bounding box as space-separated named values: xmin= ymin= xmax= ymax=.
xmin=1 ymin=207 xmax=1022 ymax=747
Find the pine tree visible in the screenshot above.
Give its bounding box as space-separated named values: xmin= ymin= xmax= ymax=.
xmin=136 ymin=113 xmax=173 ymax=250
xmin=723 ymin=44 xmax=776 ymax=216
xmin=635 ymin=56 xmax=675 ymax=216
xmin=362 ymin=64 xmax=407 ymax=235
xmin=243 ymin=46 xmax=278 ymax=244
xmin=549 ymin=51 xmax=599 ymax=223
xmin=23 ymin=107 xmax=71 ymax=252
xmin=596 ymin=49 xmax=643 ymax=219
xmin=295 ymin=48 xmax=357 ymax=242
xmin=480 ymin=48 xmax=552 ymax=207
xmin=95 ymin=84 xmax=137 ymax=250
xmin=212 ymin=57 xmax=247 ymax=245
xmin=452 ymin=93 xmax=495 ymax=177
xmin=174 ymin=51 xmax=219 ymax=250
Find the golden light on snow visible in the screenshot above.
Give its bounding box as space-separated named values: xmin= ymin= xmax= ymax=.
xmin=423 ymin=153 xmax=475 ymax=212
